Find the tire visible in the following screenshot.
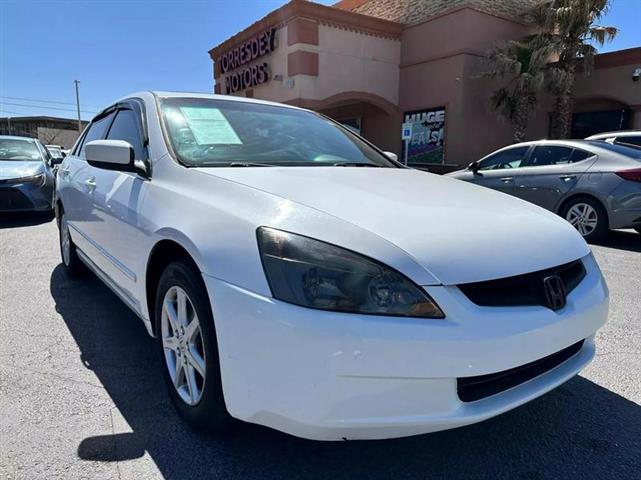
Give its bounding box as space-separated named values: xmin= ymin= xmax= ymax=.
xmin=560 ymin=196 xmax=608 ymax=243
xmin=58 ymin=212 xmax=85 ymax=277
xmin=154 ymin=260 xmax=233 ymax=433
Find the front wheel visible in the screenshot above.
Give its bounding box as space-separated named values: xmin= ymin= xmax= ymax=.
xmin=155 ymin=260 xmax=233 ymax=432
xmin=561 ymin=197 xmax=608 ymax=243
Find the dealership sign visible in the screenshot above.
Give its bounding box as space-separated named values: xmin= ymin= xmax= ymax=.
xmin=217 ymin=28 xmax=276 ymax=94
xmin=402 ymin=107 xmax=446 ymax=164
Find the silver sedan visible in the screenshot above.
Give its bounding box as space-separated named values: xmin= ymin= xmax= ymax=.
xmin=0 ymin=135 xmax=58 ymax=214
xmin=447 ymin=140 xmax=641 ymax=242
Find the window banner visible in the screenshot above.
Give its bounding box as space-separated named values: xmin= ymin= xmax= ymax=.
xmin=402 ymin=107 xmax=445 ymax=164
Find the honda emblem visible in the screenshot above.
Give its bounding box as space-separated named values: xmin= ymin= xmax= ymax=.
xmin=543 ymin=275 xmax=566 ymax=311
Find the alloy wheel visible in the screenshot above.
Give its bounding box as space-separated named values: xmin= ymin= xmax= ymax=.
xmin=566 ymin=203 xmax=598 ymax=237
xmin=161 ymin=286 xmax=207 ymax=406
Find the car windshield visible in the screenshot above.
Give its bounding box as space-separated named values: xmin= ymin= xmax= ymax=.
xmin=160 ymin=97 xmax=396 ymax=167
xmin=0 ymin=138 xmax=43 ymax=161
xmin=586 ymin=140 xmax=641 ymax=160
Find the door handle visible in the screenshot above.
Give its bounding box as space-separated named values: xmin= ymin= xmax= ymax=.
xmin=60 ymin=167 xmax=70 ymax=176
xmin=500 ymin=177 xmax=513 ymax=183
xmin=85 ymin=178 xmax=97 ymax=191
xmin=560 ymin=175 xmax=576 ymax=181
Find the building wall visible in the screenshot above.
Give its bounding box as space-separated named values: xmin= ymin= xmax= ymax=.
xmin=573 ymin=59 xmax=641 ymax=129
xmin=214 ymin=23 xmax=400 ymax=108
xmin=398 ymin=8 xmax=534 ymax=165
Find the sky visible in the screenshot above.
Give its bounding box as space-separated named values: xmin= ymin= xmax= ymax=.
xmin=0 ymin=0 xmax=639 ymax=121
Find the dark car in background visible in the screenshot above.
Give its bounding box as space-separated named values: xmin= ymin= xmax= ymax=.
xmin=0 ymin=135 xmax=59 ymax=214
xmin=447 ymin=140 xmax=641 ymax=242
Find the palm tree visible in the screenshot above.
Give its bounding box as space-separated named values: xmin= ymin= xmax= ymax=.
xmin=485 ymin=40 xmax=547 ymax=143
xmin=528 ymin=0 xmax=617 ymax=138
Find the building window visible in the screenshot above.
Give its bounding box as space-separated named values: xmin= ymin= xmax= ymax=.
xmin=403 ymin=107 xmax=446 ymax=165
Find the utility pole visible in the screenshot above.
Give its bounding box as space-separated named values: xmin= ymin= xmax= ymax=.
xmin=74 ymin=80 xmax=81 ymax=132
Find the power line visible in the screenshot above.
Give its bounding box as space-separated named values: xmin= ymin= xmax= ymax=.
xmin=0 ymin=109 xmax=27 ymax=116
xmin=0 ymin=95 xmax=100 ymax=109
xmin=0 ymin=101 xmax=96 ymax=114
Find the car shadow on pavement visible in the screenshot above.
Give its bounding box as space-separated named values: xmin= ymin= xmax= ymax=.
xmin=591 ymin=230 xmax=641 ymax=253
xmin=0 ymin=211 xmax=54 ymax=229
xmin=50 ymin=265 xmax=641 ymax=480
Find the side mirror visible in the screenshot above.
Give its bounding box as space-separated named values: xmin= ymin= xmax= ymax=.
xmin=468 ymin=161 xmax=480 ymax=174
xmin=85 ymin=140 xmax=147 ymax=176
xmin=50 ymin=156 xmax=64 ymax=166
xmin=383 ymin=151 xmax=398 ymax=162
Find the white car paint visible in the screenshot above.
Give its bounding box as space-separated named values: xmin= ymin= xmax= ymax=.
xmin=56 ymin=91 xmax=609 ymax=440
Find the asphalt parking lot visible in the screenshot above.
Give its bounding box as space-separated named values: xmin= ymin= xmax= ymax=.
xmin=1 ymin=215 xmax=639 ymax=480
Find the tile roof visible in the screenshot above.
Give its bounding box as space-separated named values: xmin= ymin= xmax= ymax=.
xmin=334 ymin=0 xmax=543 ymax=25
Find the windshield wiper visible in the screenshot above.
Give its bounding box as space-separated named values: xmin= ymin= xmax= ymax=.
xmin=333 ymin=162 xmax=381 ymax=167
xmin=228 ymin=162 xmax=274 ymax=167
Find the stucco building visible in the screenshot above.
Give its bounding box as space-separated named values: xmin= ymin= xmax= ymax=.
xmin=209 ymin=0 xmax=641 ymax=171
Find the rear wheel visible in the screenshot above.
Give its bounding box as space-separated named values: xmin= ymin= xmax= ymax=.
xmin=154 ymin=260 xmax=233 ymax=432
xmin=561 ymin=196 xmax=608 ymax=243
xmin=58 ymin=212 xmax=85 ymax=277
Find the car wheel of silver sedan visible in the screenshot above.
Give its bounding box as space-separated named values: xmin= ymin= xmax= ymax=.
xmin=155 ymin=260 xmax=233 ymax=432
xmin=561 ymin=197 xmax=608 ymax=243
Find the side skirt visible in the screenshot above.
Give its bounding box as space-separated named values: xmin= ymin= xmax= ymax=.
xmin=76 ymin=248 xmax=155 ymax=336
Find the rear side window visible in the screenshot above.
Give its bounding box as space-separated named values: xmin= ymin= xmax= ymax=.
xmin=106 ymin=109 xmax=146 ymax=160
xmin=528 ymin=146 xmax=574 ymax=166
xmin=479 ymin=146 xmax=529 ymax=170
xmin=78 ymin=112 xmax=115 ymax=158
xmin=569 ymin=148 xmax=593 ymax=162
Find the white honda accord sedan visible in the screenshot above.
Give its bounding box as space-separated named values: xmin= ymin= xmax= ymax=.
xmin=55 ymin=92 xmax=608 ymax=440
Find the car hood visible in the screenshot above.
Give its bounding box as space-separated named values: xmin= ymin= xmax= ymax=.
xmin=196 ymin=167 xmax=590 ymax=285
xmin=0 ymin=161 xmax=44 ymax=180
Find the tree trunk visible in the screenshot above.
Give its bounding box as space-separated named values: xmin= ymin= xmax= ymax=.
xmin=512 ymin=93 xmax=529 ymax=143
xmin=553 ymin=66 xmax=576 ymax=139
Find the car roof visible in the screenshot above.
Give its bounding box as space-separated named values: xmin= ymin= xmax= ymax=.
xmin=586 ymin=130 xmax=641 ymax=139
xmin=482 ymin=138 xmax=637 ymax=160
xmin=495 ymin=139 xmax=601 ymax=149
xmin=0 ymin=135 xmax=37 ymax=142
xmin=100 ymin=91 xmax=308 ymax=116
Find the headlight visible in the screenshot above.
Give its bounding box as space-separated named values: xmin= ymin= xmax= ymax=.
xmin=13 ymin=173 xmax=46 ymax=186
xmin=257 ymin=227 xmax=444 ymax=318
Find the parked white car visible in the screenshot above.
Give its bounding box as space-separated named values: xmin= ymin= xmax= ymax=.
xmin=586 ymin=130 xmax=641 ymax=148
xmin=55 ymin=92 xmax=609 ymax=441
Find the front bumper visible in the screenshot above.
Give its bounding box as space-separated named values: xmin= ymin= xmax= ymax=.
xmin=0 ymin=180 xmax=54 ymax=212
xmin=204 ymin=254 xmax=608 ymax=440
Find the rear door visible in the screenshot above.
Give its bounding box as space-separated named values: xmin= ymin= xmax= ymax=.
xmin=467 ymin=146 xmax=531 ymax=196
xmin=514 ymin=145 xmax=597 ymax=211
xmin=58 ymin=111 xmax=116 ymax=258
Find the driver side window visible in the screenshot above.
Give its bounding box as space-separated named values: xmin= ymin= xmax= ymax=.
xmin=479 ymin=146 xmax=529 ymax=171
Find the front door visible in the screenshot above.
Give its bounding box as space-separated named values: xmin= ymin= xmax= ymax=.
xmin=82 ymin=105 xmax=149 ymax=307
xmin=467 ymin=145 xmax=531 ymax=196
